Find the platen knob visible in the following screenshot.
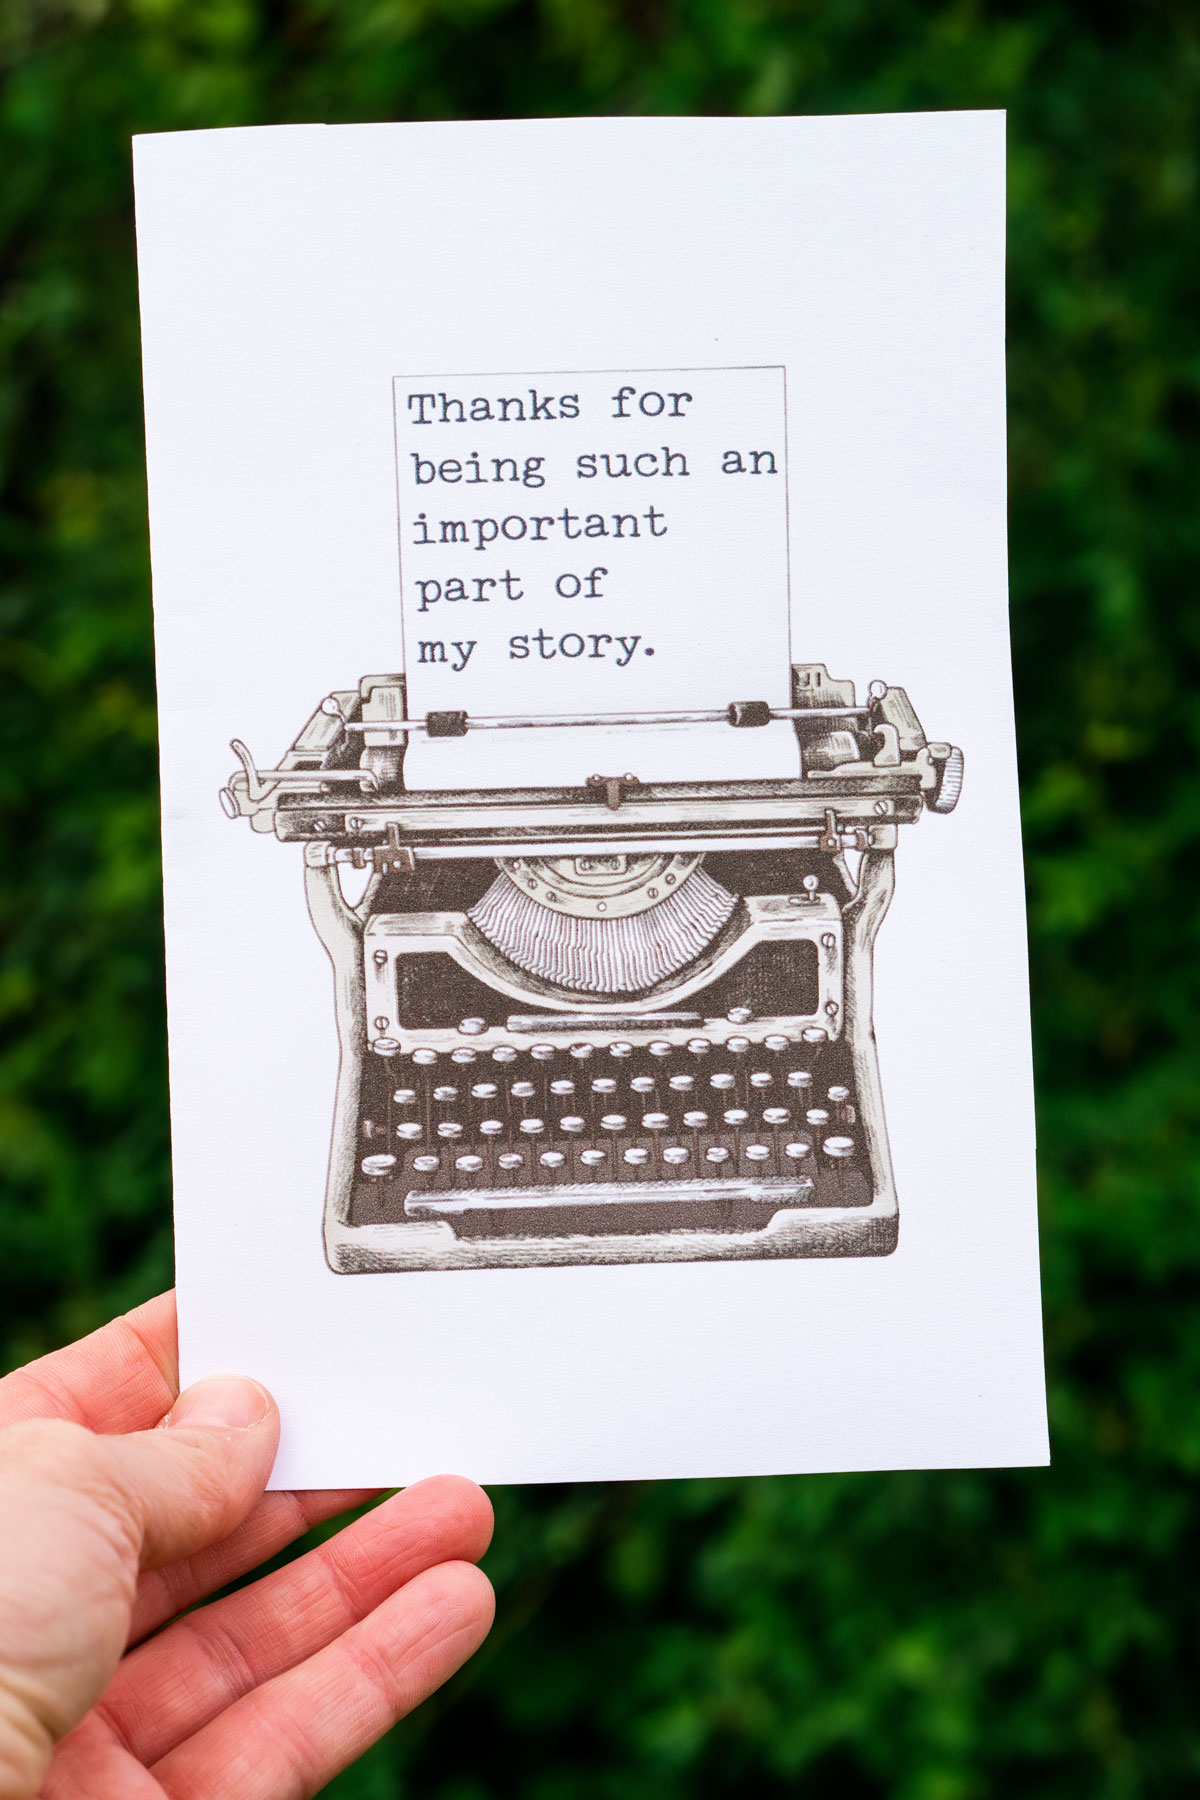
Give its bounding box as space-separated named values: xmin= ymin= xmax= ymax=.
xmin=925 ymin=743 xmax=965 ymax=814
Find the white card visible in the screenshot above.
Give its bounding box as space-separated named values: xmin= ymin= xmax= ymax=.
xmin=135 ymin=111 xmax=1047 ymax=1487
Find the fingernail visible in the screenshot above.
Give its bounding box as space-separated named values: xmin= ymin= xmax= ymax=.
xmin=166 ymin=1375 xmax=272 ymax=1431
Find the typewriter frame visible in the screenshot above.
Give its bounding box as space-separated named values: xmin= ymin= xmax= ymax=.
xmin=222 ymin=663 xmax=962 ymax=1274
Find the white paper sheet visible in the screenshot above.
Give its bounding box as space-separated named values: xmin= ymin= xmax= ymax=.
xmin=394 ymin=362 xmax=793 ymax=789
xmin=135 ymin=111 xmax=1047 ymax=1487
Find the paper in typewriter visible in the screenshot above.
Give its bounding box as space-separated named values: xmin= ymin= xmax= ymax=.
xmin=135 ymin=112 xmax=1048 ymax=1486
xmin=394 ymin=363 xmax=795 ymax=790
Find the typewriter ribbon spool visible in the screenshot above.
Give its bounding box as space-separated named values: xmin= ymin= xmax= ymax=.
xmin=221 ymin=664 xmax=962 ymax=1273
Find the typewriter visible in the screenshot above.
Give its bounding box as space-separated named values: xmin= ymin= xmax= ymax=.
xmin=221 ymin=666 xmax=962 ymax=1273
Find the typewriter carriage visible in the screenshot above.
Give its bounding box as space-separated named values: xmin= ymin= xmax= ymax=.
xmin=223 ymin=665 xmax=960 ymax=1273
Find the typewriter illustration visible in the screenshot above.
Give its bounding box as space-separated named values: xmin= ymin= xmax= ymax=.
xmin=221 ymin=666 xmax=962 ymax=1273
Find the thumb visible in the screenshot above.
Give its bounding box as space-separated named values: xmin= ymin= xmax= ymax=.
xmin=111 ymin=1374 xmax=280 ymax=1567
xmin=0 ymin=1378 xmax=277 ymax=1798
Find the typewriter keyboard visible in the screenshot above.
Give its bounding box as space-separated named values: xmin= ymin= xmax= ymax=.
xmin=350 ymin=1031 xmax=870 ymax=1237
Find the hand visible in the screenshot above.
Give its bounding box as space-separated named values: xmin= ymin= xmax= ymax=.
xmin=0 ymin=1292 xmax=494 ymax=1798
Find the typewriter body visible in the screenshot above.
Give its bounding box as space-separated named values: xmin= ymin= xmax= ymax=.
xmin=221 ymin=666 xmax=962 ymax=1273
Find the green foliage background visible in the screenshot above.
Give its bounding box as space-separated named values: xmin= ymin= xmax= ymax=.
xmin=2 ymin=1 xmax=1199 ymax=1793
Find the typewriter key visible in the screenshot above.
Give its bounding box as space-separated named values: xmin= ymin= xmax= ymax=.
xmin=727 ymin=1036 xmax=751 ymax=1054
xmin=540 ymin=1150 xmax=566 ymax=1169
xmin=511 ymin=1080 xmax=536 ymax=1100
xmin=746 ymin=1144 xmax=771 ymax=1163
xmin=763 ymin=1107 xmax=790 ymax=1126
xmin=412 ymin=1048 xmax=437 ymax=1066
xmin=396 ymin=1122 xmax=423 ymax=1142
xmin=806 ymin=1108 xmax=830 ymax=1128
xmin=609 ymin=1041 xmax=634 ymax=1059
xmin=663 ymin=1146 xmax=690 ymax=1166
xmin=624 ymin=1146 xmax=649 ymax=1167
xmin=472 ymin=1081 xmax=499 ymax=1101
xmin=706 ymin=1146 xmax=731 ymax=1165
xmin=801 ymin=1027 xmax=828 ymax=1047
xmin=569 ymin=1042 xmax=595 ymax=1060
xmin=560 ymin=1116 xmax=586 ymax=1134
xmin=580 ymin=1148 xmax=607 ymax=1168
xmin=519 ymin=1118 xmax=545 ymax=1136
xmin=455 ymin=1154 xmax=484 ymax=1174
xmin=784 ymin=1141 xmax=811 ymax=1160
xmin=828 ymin=1085 xmax=850 ymax=1104
xmin=591 ymin=1077 xmax=617 ymax=1095
xmin=531 ymin=1043 xmax=555 ymax=1062
xmin=668 ymin=1073 xmax=694 ymax=1093
xmin=727 ymin=1007 xmax=753 ymax=1024
xmin=361 ymin=1153 xmax=397 ymax=1179
xmin=479 ymin=1119 xmax=504 ymax=1137
xmin=683 ymin=1110 xmax=708 ymax=1130
xmin=434 ymin=1085 xmax=458 ymax=1103
xmin=643 ymin=1113 xmax=670 ymax=1131
xmin=687 ymin=1037 xmax=712 ymax=1055
xmin=450 ymin=1047 xmax=477 ymax=1065
xmin=458 ymin=1017 xmax=486 ymax=1036
xmin=437 ymin=1121 xmax=464 ymax=1139
xmin=710 ymin=1072 xmax=735 ymax=1092
xmin=631 ymin=1075 xmax=655 ymax=1095
xmin=492 ymin=1045 xmax=518 ymax=1064
xmin=498 ymin=1152 xmax=523 ymax=1171
xmin=787 ymin=1070 xmax=813 ymax=1091
xmin=372 ymin=1038 xmax=400 ymax=1058
xmin=724 ymin=1108 xmax=749 ymax=1127
xmin=393 ymin=1088 xmax=417 ymax=1106
xmin=413 ymin=1154 xmax=440 ymax=1174
xmin=550 ymin=1079 xmax=575 ymax=1097
xmin=648 ymin=1040 xmax=672 ymax=1058
xmin=765 ymin=1034 xmax=790 ymax=1053
xmin=823 ymin=1136 xmax=855 ymax=1160
xmin=600 ymin=1114 xmax=627 ymax=1133
xmin=749 ymin=1071 xmax=773 ymax=1090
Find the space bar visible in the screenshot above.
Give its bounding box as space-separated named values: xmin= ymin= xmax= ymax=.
xmin=405 ymin=1177 xmax=814 ymax=1218
xmin=505 ymin=1012 xmax=701 ymax=1032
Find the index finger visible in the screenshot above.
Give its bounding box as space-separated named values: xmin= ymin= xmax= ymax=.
xmin=0 ymin=1291 xmax=178 ymax=1433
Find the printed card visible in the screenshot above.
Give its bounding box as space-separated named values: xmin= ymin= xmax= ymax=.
xmin=134 ymin=112 xmax=1047 ymax=1487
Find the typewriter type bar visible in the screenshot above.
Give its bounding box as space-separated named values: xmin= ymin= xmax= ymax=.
xmin=223 ymin=663 xmax=961 ymax=1273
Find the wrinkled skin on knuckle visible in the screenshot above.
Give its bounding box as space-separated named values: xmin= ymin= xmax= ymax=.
xmin=0 ymin=1420 xmax=142 ymax=1791
xmin=0 ymin=1679 xmax=58 ymax=1800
